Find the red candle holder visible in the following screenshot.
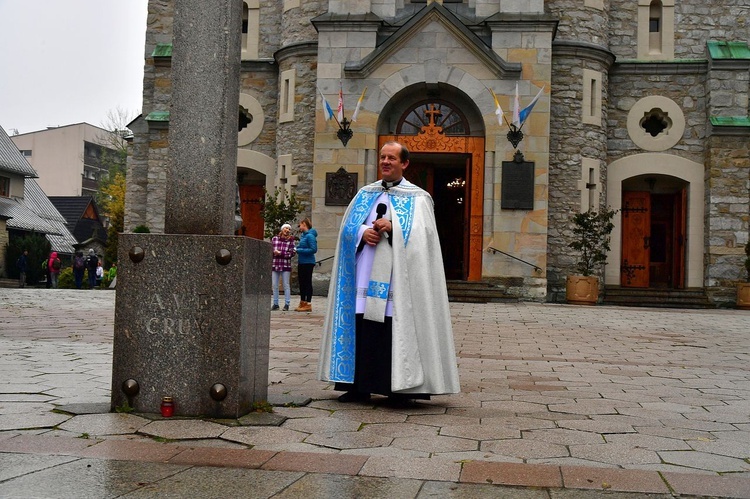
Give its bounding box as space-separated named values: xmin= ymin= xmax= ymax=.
xmin=160 ymin=396 xmax=174 ymax=417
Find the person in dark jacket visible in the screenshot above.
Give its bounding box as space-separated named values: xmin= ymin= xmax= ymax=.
xmin=72 ymin=251 xmax=85 ymax=289
xmin=85 ymin=249 xmax=98 ymax=289
xmin=294 ymin=218 xmax=318 ymax=312
xmin=16 ymin=250 xmax=28 ymax=288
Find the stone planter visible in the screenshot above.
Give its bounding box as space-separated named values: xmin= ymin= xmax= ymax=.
xmin=737 ymin=283 xmax=750 ymax=310
xmin=566 ymin=275 xmax=599 ymax=305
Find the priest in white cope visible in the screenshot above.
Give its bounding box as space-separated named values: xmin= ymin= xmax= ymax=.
xmin=318 ymin=141 xmax=460 ymax=403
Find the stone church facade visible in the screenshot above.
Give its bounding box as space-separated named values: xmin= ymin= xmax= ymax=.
xmin=125 ymin=0 xmax=749 ymax=305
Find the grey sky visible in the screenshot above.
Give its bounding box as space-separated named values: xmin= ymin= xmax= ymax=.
xmin=0 ymin=0 xmax=148 ymax=135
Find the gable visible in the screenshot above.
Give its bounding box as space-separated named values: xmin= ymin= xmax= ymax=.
xmin=344 ymin=3 xmax=521 ymax=79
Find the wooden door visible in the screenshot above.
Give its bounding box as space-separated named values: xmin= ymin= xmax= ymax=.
xmin=621 ymin=191 xmax=650 ymax=287
xmin=380 ymin=135 xmax=484 ymax=281
xmin=237 ymin=184 xmax=265 ymax=239
xmin=672 ymin=188 xmax=687 ymax=288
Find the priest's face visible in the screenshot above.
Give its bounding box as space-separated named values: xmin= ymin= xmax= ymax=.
xmin=380 ymin=143 xmax=408 ymax=182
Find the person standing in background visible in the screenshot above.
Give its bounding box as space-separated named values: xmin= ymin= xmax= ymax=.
xmin=16 ymin=250 xmax=28 ymax=288
xmin=271 ymin=224 xmax=296 ymax=311
xmin=295 ymin=218 xmax=318 ymax=312
xmin=48 ymin=252 xmax=62 ymax=289
xmin=85 ymin=249 xmax=98 ymax=289
xmin=72 ymin=251 xmax=85 ymax=289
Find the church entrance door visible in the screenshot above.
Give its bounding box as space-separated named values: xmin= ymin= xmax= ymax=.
xmin=237 ymin=184 xmax=265 ymax=239
xmin=380 ymin=103 xmax=484 ymax=281
xmin=404 ymin=155 xmax=469 ymax=280
xmin=621 ymin=188 xmax=687 ymax=288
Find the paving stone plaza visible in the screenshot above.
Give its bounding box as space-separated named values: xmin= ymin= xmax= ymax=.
xmin=1 ymin=289 xmax=749 ymax=497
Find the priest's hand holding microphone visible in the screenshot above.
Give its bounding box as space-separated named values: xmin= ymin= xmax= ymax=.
xmin=363 ymin=203 xmax=391 ymax=246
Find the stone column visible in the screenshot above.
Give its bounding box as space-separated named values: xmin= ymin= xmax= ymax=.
xmin=112 ymin=0 xmax=271 ymax=418
xmin=165 ymin=1 xmax=241 ymax=234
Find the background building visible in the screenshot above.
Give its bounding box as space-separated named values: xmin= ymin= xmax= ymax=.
xmin=125 ymin=0 xmax=750 ymax=306
xmin=11 ymin=123 xmax=125 ymax=198
xmin=0 ymin=125 xmax=77 ymax=279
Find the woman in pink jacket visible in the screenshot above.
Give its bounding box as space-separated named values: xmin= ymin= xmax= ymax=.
xmin=48 ymin=252 xmax=62 ymax=288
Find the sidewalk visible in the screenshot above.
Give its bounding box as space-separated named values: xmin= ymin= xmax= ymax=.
xmin=0 ymin=288 xmax=749 ymax=497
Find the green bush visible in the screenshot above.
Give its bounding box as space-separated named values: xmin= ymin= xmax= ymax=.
xmin=260 ymin=188 xmax=304 ymax=240
xmin=58 ymin=267 xmax=75 ymax=289
xmin=4 ymin=234 xmax=50 ymax=285
xmin=569 ymin=208 xmax=617 ymax=276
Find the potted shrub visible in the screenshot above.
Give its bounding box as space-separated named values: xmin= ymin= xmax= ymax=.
xmin=566 ymin=208 xmax=616 ymax=305
xmin=737 ymin=242 xmax=750 ymax=310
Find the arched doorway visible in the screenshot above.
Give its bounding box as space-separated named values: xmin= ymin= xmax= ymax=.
xmin=236 ymin=149 xmax=275 ymax=240
xmin=380 ymin=100 xmax=484 ymax=281
xmin=606 ymin=153 xmax=704 ymax=289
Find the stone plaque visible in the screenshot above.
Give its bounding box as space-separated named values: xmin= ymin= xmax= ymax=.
xmin=325 ymin=167 xmax=358 ymax=206
xmin=501 ymin=160 xmax=535 ymax=210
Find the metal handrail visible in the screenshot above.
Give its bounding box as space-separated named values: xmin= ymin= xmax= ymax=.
xmin=315 ymin=255 xmax=334 ymax=267
xmin=487 ymin=247 xmax=542 ymax=273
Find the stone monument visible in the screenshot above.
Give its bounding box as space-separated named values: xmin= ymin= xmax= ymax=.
xmin=111 ymin=0 xmax=271 ymax=418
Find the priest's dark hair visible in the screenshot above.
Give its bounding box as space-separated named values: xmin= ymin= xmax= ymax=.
xmin=383 ymin=141 xmax=410 ymax=163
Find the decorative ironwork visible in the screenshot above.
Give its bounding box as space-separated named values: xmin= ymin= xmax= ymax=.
xmin=336 ymin=117 xmax=353 ymax=146
xmin=325 ymin=167 xmax=358 ymax=206
xmin=621 ymin=201 xmax=648 ymax=218
xmin=506 ymin=125 xmax=524 ymax=149
xmin=620 ymin=259 xmax=646 ymax=285
xmin=397 ymin=100 xmax=468 ymax=136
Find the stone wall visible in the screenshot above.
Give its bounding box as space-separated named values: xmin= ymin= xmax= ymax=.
xmin=607 ymin=69 xmax=707 ymax=164
xmin=124 ymin=0 xmax=174 ymax=233
xmin=608 ymin=0 xmax=750 ymax=60
xmin=547 ymin=46 xmax=613 ymax=302
xmin=547 ymin=0 xmax=610 ymax=46
xmin=705 ymin=134 xmax=750 ymax=304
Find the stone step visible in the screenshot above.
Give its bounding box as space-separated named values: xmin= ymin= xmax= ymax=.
xmin=603 ymin=287 xmax=714 ymax=309
xmin=447 ymin=281 xmax=518 ymax=304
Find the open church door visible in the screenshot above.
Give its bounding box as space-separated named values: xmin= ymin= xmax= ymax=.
xmin=672 ymin=188 xmax=687 ymax=288
xmin=405 ymin=155 xmax=470 ymax=280
xmin=620 ymin=191 xmax=650 ymax=287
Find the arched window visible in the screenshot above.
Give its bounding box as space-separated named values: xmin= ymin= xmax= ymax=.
xmin=649 ymin=0 xmax=663 ymax=55
xmin=638 ymin=0 xmax=673 ymax=59
xmin=242 ymin=0 xmax=260 ymax=60
xmin=396 ymin=100 xmax=468 ymax=136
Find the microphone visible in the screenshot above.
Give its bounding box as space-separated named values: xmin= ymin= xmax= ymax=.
xmin=375 ymin=203 xmax=387 ymax=220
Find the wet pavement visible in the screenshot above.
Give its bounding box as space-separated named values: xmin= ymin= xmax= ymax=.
xmin=1 ymin=288 xmax=749 ymax=498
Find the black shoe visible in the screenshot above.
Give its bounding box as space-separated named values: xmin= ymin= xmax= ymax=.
xmin=337 ymin=391 xmax=370 ymax=403
xmin=271 ymin=304 xmax=279 ymax=311
xmin=283 ymin=304 xmax=289 ymax=311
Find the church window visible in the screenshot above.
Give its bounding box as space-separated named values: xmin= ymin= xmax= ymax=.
xmin=0 ymin=176 xmax=9 ymax=197
xmin=639 ymin=108 xmax=671 ymax=137
xmin=578 ymin=158 xmax=600 ymax=212
xmin=582 ymin=69 xmax=602 ymax=126
xmin=279 ymin=69 xmax=296 ymax=123
xmin=242 ymin=0 xmax=260 ymax=60
xmin=276 ymin=154 xmax=298 ymax=200
xmin=396 ymin=101 xmax=468 ymax=135
xmin=648 ymin=1 xmax=662 ymax=54
xmin=638 ymin=0 xmax=674 ymax=59
xmin=239 ymin=105 xmax=253 ymax=132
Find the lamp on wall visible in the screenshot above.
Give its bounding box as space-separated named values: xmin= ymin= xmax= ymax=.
xmin=645 ymin=177 xmax=656 ymax=191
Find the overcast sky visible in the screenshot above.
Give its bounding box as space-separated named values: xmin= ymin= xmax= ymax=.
xmin=0 ymin=0 xmax=148 ymax=135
